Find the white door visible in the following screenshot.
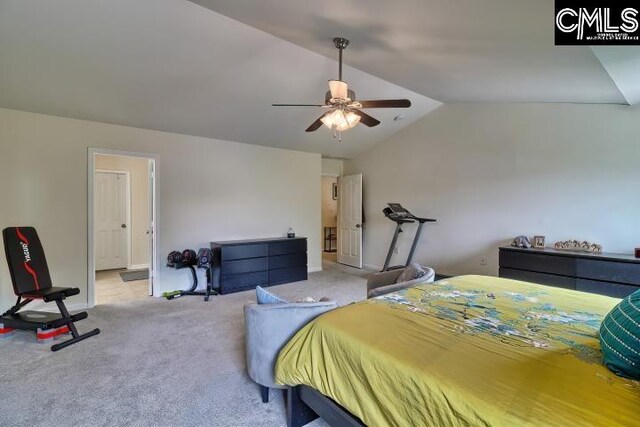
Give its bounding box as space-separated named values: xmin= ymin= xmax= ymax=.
xmin=337 ymin=173 xmax=363 ymax=268
xmin=95 ymin=171 xmax=129 ymax=270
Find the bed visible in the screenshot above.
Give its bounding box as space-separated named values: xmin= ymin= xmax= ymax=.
xmin=275 ymin=275 xmax=639 ymax=426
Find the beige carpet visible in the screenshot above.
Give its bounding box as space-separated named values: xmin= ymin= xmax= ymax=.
xmin=0 ymin=260 xmax=371 ymax=427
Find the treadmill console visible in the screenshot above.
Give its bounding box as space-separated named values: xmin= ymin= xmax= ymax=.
xmin=386 ymin=203 xmax=410 ymax=217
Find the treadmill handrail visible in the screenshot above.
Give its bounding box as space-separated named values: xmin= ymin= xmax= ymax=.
xmin=414 ymin=217 xmax=437 ymax=223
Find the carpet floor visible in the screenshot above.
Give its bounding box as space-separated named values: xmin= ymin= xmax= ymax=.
xmin=0 ymin=261 xmax=369 ymax=427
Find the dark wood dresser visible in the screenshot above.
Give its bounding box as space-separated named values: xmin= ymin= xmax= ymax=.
xmin=499 ymin=246 xmax=640 ymax=298
xmin=210 ymin=237 xmax=308 ymax=294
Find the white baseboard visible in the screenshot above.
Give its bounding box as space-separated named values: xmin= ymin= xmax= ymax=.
xmin=308 ymin=266 xmax=323 ymax=273
xmin=129 ymin=263 xmax=149 ymax=270
xmin=363 ymin=263 xmax=382 ymax=271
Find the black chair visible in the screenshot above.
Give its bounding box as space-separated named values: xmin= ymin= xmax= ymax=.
xmin=1 ymin=227 xmax=100 ymax=351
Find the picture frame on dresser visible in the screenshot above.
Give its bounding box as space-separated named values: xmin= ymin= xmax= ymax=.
xmin=533 ymin=235 xmax=545 ymax=249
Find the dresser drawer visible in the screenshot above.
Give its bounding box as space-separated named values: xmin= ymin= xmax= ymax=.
xmin=577 ymin=259 xmax=640 ymax=286
xmin=269 ymin=253 xmax=307 ymax=270
xmin=269 ymin=239 xmax=306 ymax=256
xmin=576 ymin=279 xmax=639 ymax=298
xmin=221 ymin=244 xmax=268 ymax=261
xmin=221 ymin=271 xmax=269 ymax=294
xmin=499 ymin=268 xmax=576 ymax=290
xmin=499 ymin=250 xmax=576 ymax=276
xmin=221 ymin=257 xmax=268 ymax=275
xmin=269 ymin=266 xmax=307 ymax=285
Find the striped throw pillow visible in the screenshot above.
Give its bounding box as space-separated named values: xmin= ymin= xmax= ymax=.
xmin=599 ymin=288 xmax=640 ymax=379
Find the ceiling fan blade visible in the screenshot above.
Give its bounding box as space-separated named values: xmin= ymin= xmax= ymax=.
xmin=353 ymin=110 xmax=381 ymax=127
xmin=272 ymin=104 xmax=325 ymax=107
xmin=357 ymin=99 xmax=412 ymax=108
xmin=305 ymin=113 xmax=329 ymax=132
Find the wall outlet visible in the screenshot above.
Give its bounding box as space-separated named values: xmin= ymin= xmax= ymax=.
xmin=393 ymin=246 xmax=399 ymax=255
xmin=480 ymin=256 xmax=488 ymax=266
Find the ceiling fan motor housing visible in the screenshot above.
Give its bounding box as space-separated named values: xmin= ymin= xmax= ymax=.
xmin=325 ymin=89 xmax=356 ymax=104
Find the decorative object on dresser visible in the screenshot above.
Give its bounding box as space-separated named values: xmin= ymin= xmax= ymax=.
xmin=532 ymin=235 xmax=545 ymax=249
xmin=511 ymin=235 xmax=531 ymax=248
xmin=554 ymin=239 xmax=602 ymax=253
xmin=499 ymin=246 xmax=640 ymax=298
xmin=210 ymin=237 xmax=307 ymax=294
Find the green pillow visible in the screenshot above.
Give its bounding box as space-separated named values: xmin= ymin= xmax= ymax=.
xmin=599 ymin=288 xmax=640 ymax=379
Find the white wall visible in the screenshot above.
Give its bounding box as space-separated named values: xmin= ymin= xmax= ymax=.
xmin=345 ymin=103 xmax=640 ymax=275
xmin=321 ymin=158 xmax=343 ymax=177
xmin=95 ymin=154 xmax=150 ymax=268
xmin=0 ymin=108 xmax=321 ymax=309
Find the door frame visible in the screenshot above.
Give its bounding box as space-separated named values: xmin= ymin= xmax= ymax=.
xmin=94 ymin=169 xmax=131 ymax=271
xmin=88 ymin=148 xmax=159 ymax=308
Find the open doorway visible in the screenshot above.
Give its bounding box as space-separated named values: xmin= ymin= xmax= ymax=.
xmin=88 ymin=149 xmax=157 ymax=306
xmin=321 ymin=176 xmax=338 ymax=264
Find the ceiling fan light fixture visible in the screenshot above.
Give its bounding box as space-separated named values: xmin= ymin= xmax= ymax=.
xmin=321 ymin=109 xmax=360 ymax=131
xmin=328 ymin=80 xmax=349 ymax=100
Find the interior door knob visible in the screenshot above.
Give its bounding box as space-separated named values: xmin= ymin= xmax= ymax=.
xmin=355 ymin=224 xmax=361 ymax=228
xmin=121 ymin=224 xmax=127 ymax=228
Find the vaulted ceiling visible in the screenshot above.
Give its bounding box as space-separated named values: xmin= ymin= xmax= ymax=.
xmin=191 ymin=0 xmax=638 ymax=104
xmin=0 ymin=0 xmax=638 ymax=159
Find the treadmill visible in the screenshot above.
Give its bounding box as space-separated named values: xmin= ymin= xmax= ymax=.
xmin=381 ymin=203 xmax=436 ymax=271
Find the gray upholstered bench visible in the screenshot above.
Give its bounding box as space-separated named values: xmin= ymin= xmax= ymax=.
xmin=244 ymin=301 xmax=338 ymax=403
xmin=367 ymin=265 xmax=435 ymax=298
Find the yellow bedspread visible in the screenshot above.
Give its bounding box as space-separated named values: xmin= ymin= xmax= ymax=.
xmin=275 ymin=275 xmax=640 ymax=426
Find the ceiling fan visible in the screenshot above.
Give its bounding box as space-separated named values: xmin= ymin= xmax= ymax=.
xmin=272 ymin=37 xmax=411 ymax=140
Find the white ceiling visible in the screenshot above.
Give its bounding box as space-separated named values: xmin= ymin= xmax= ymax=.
xmin=0 ymin=0 xmax=439 ymax=159
xmin=592 ymin=47 xmax=640 ymax=106
xmin=190 ymin=0 xmax=629 ymax=104
xmin=1 ymin=1 xmax=638 ymax=159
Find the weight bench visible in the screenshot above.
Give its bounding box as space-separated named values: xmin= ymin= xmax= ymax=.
xmin=1 ymin=227 xmax=100 ymax=351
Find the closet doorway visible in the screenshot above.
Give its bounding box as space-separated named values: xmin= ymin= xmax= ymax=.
xmin=88 ymin=149 xmax=158 ymax=306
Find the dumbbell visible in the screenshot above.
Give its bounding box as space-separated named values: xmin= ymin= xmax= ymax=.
xmin=182 ymin=249 xmax=197 ymax=265
xmin=167 ymin=250 xmax=183 ymax=264
xmin=196 ymin=248 xmax=213 ymax=268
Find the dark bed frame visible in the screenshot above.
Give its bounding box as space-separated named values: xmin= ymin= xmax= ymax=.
xmin=286 ymin=385 xmax=365 ymax=427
